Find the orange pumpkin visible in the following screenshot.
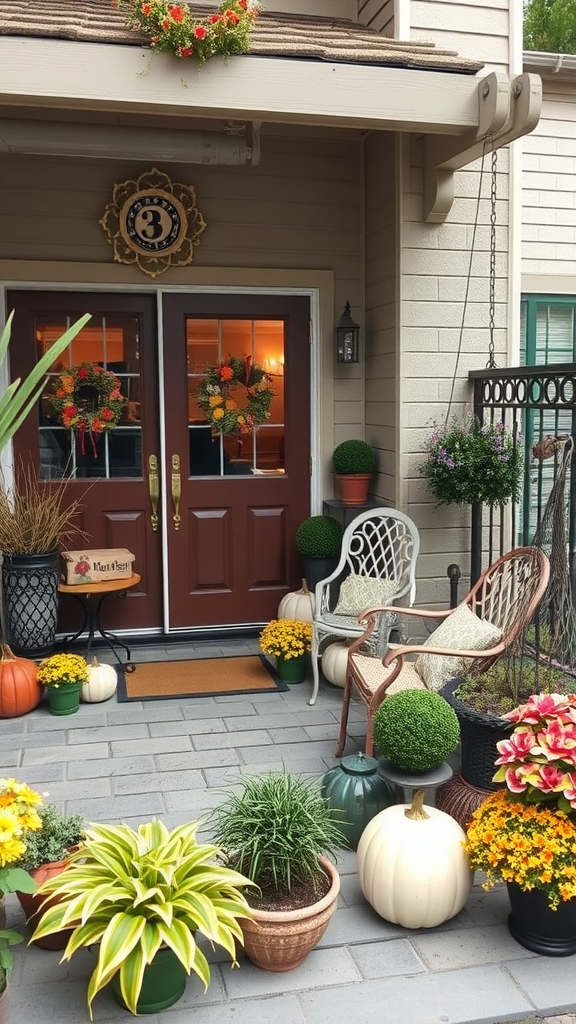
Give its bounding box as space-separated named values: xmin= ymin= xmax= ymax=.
xmin=0 ymin=643 xmax=43 ymax=717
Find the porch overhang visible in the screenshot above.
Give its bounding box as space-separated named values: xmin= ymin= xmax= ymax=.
xmin=0 ymin=37 xmax=542 ymax=222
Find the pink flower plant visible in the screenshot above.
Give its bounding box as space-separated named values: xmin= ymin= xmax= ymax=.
xmin=493 ymin=692 xmax=576 ymax=811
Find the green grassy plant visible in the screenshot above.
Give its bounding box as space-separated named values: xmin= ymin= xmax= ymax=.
xmin=211 ymin=770 xmax=346 ymax=897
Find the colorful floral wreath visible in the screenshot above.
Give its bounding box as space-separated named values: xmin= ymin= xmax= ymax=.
xmin=197 ymin=355 xmax=275 ymax=437
xmin=45 ymin=363 xmax=127 ymax=456
xmin=115 ymin=0 xmax=260 ymax=63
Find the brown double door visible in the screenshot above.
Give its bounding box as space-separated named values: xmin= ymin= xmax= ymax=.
xmin=8 ymin=290 xmax=311 ymax=634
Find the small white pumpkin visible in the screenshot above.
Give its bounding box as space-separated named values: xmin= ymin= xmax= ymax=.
xmin=357 ymin=790 xmax=472 ymax=929
xmin=80 ymin=657 xmax=118 ymax=703
xmin=321 ymin=641 xmax=349 ymax=689
xmin=277 ymin=579 xmax=315 ymax=623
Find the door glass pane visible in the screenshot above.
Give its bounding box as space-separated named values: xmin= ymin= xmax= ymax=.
xmin=37 ymin=315 xmax=143 ymax=479
xmin=188 ymin=318 xmax=285 ymax=477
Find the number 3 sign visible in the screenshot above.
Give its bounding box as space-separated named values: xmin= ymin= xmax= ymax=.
xmin=100 ymin=167 xmax=207 ymax=278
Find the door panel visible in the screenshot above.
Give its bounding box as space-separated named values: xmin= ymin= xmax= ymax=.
xmin=7 ymin=290 xmax=311 ymax=635
xmin=162 ymin=294 xmax=310 ymax=628
xmin=7 ymin=291 xmax=162 ymax=632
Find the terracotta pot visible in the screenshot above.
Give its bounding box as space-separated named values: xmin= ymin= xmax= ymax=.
xmin=240 ymin=856 xmax=340 ymax=972
xmin=16 ymin=852 xmax=77 ymax=950
xmin=335 ymin=474 xmax=371 ymax=506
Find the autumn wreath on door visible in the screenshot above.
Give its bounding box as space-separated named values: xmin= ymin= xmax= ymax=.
xmin=197 ymin=356 xmax=275 ymax=436
xmin=44 ymin=363 xmax=127 ymax=457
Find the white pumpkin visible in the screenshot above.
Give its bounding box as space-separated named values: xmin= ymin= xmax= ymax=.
xmin=321 ymin=641 xmax=349 ymax=689
xmin=80 ymin=657 xmax=118 ymax=703
xmin=357 ymin=790 xmax=472 ymax=929
xmin=277 ymin=579 xmax=315 ymax=622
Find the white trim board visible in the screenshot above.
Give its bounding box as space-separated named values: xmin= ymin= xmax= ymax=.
xmin=0 ymin=37 xmax=483 ymax=136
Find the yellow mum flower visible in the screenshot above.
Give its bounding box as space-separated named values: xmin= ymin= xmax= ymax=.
xmin=212 ymin=407 xmax=225 ymax=420
xmin=209 ymin=395 xmax=224 ymax=407
xmin=0 ymin=834 xmax=27 ymax=867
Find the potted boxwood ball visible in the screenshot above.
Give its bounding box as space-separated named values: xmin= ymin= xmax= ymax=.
xmin=332 ymin=439 xmax=376 ymax=505
xmin=373 ymin=689 xmax=460 ymax=774
xmin=295 ymin=515 xmax=343 ymax=593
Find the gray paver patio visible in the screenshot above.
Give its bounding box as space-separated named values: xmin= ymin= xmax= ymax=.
xmin=2 ymin=638 xmax=575 ymax=1024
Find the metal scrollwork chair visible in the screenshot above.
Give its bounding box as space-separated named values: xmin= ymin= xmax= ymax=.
xmin=336 ymin=546 xmax=551 ymax=757
xmin=310 ymin=508 xmax=420 ymax=705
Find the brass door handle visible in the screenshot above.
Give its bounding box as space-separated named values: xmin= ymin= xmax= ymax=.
xmin=171 ymin=454 xmax=181 ymax=531
xmin=148 ymin=455 xmax=159 ymax=532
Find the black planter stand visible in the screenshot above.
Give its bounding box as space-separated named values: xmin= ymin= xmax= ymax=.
xmin=2 ymin=550 xmax=59 ymax=658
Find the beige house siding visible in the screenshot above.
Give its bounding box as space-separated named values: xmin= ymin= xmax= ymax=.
xmin=390 ymin=0 xmax=514 ymax=606
xmin=364 ymin=131 xmax=397 ymax=505
xmin=410 ymin=0 xmax=510 ymax=69
xmin=0 ymin=129 xmax=365 ymax=492
xmin=398 ymin=134 xmax=511 ymax=606
xmin=522 ymin=78 xmax=576 ymax=281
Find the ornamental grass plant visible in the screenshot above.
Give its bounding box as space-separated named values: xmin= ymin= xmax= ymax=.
xmin=0 ymin=462 xmax=87 ymax=555
xmin=210 ymin=770 xmax=346 ymax=906
xmin=36 ymin=653 xmax=89 ymax=689
xmin=259 ymin=619 xmax=312 ymax=660
xmin=465 ymin=693 xmax=576 ymax=909
xmin=418 ymin=416 xmax=522 ymax=506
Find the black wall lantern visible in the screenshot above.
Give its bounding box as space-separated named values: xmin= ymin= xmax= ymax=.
xmin=336 ymin=302 xmax=360 ymax=363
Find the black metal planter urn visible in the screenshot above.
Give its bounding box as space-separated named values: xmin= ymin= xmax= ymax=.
xmin=2 ymin=550 xmax=60 ymax=658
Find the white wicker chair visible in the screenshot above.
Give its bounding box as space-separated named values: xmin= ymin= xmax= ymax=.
xmin=309 ymin=508 xmax=420 ymax=705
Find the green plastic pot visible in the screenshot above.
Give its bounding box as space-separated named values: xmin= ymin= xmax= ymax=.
xmin=276 ymin=654 xmax=307 ymax=684
xmin=111 ymin=946 xmax=187 ymax=1014
xmin=46 ymin=682 xmax=80 ymax=716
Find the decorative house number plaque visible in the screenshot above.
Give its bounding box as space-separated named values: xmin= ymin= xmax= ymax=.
xmin=100 ymin=167 xmax=206 ymax=278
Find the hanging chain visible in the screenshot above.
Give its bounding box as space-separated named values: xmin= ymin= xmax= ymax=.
xmin=487 ymin=143 xmax=498 ymax=370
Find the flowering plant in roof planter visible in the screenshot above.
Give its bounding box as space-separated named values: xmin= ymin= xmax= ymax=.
xmin=418 ymin=417 xmax=522 ymax=506
xmin=465 ymin=693 xmax=576 ymax=955
xmin=116 ymin=0 xmax=260 ymax=63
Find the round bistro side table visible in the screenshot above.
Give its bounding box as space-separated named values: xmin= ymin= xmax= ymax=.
xmin=58 ymin=573 xmax=140 ymax=672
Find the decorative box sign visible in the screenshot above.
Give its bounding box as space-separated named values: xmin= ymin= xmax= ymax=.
xmin=99 ymin=167 xmax=206 ymax=278
xmin=61 ymin=549 xmax=135 ymax=585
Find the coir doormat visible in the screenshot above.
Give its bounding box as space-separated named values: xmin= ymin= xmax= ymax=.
xmin=116 ymin=654 xmax=289 ymax=702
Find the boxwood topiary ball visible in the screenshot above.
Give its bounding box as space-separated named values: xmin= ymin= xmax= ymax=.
xmin=373 ymin=690 xmax=460 ymax=773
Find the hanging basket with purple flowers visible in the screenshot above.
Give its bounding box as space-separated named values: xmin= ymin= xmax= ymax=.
xmin=418 ymin=417 xmax=523 ymax=507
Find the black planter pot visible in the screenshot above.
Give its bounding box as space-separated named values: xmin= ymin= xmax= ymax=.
xmin=441 ymin=678 xmax=511 ymax=790
xmin=2 ymin=550 xmax=60 ymax=658
xmin=302 ymin=556 xmax=339 ymax=594
xmin=507 ymin=882 xmax=576 ymax=956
